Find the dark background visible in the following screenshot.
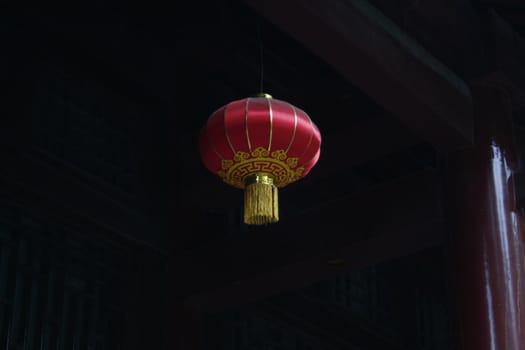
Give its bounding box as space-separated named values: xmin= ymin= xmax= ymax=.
xmin=1 ymin=1 xmax=525 ymax=349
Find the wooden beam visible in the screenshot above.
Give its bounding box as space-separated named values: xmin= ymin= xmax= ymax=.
xmin=480 ymin=0 xmax=525 ymax=7
xmin=173 ymin=170 xmax=443 ymax=312
xmin=180 ymin=114 xmax=421 ymax=210
xmin=497 ymin=11 xmax=525 ymax=26
xmin=244 ymin=0 xmax=473 ymax=151
xmin=186 ymin=224 xmax=442 ymax=313
xmin=252 ymin=295 xmax=404 ymax=349
xmin=313 ymin=114 xmax=419 ymax=177
xmin=0 ymin=149 xmax=160 ymax=253
xmin=483 ymin=12 xmax=525 ymax=95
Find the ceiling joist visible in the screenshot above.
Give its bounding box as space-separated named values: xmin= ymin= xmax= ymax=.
xmin=244 ymin=0 xmax=474 ymax=151
xmin=174 ymin=170 xmax=443 ymax=312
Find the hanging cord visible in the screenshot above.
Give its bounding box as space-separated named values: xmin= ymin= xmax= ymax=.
xmin=256 ymin=18 xmax=264 ymax=93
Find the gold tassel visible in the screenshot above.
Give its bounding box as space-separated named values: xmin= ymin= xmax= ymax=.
xmin=243 ymin=173 xmax=279 ymax=225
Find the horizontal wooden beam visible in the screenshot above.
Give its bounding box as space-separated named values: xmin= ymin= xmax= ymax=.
xmin=252 ymin=295 xmax=404 ymax=349
xmin=187 ymin=224 xmax=442 ymax=313
xmin=480 ymin=0 xmax=525 ymax=7
xmin=0 ymin=149 xmax=162 ymax=253
xmin=244 ymin=0 xmax=473 ymax=151
xmin=174 ymin=170 xmax=443 ymax=312
xmin=180 ymin=114 xmax=421 ymax=210
xmin=312 ymin=114 xmax=419 ymax=177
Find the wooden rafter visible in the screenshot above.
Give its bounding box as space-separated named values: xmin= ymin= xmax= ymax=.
xmin=243 ymin=0 xmax=474 ymax=151
xmin=173 ymin=170 xmax=443 ymax=312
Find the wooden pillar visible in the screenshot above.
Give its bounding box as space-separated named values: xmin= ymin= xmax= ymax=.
xmin=445 ymin=80 xmax=525 ymax=349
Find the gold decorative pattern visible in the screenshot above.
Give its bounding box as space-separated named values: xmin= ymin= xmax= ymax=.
xmin=217 ymin=146 xmax=304 ymax=189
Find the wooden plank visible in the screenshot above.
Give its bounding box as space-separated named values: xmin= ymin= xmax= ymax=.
xmin=173 ymin=170 xmax=443 ymax=312
xmin=244 ymin=0 xmax=474 ymax=151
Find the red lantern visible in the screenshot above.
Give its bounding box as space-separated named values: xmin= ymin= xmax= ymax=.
xmin=199 ymin=93 xmax=321 ymax=225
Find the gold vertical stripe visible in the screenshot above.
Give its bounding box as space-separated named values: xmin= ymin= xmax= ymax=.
xmin=285 ymin=105 xmax=298 ymax=154
xmin=301 ymin=149 xmax=320 ymax=168
xmin=245 ymin=98 xmax=252 ymax=152
xmin=267 ymin=98 xmax=273 ymax=151
xmin=223 ymin=103 xmax=236 ymax=154
xmin=298 ymin=112 xmax=315 ymax=162
xmin=204 ymin=123 xmax=224 ymax=161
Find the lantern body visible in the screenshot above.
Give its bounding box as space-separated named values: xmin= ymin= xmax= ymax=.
xmin=199 ymin=94 xmax=321 ymax=224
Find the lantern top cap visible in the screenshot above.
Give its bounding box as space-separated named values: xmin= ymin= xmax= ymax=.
xmin=253 ymin=92 xmax=273 ymax=99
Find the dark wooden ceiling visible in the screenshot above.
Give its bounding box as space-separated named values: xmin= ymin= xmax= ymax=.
xmin=3 ymin=1 xmax=525 ymax=348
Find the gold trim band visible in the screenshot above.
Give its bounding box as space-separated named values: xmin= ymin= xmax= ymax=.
xmin=244 ymin=173 xmax=274 ymax=186
xmin=254 ymin=93 xmax=273 ymax=98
